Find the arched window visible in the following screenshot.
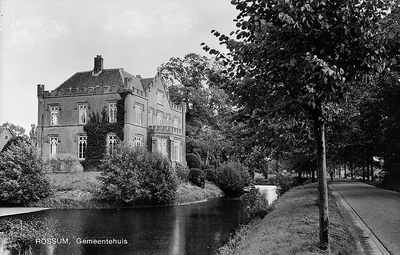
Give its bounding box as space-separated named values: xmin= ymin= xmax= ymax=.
xmin=107 ymin=133 xmax=117 ymax=153
xmin=49 ymin=136 xmax=58 ymax=158
xmin=78 ymin=135 xmax=87 ymax=159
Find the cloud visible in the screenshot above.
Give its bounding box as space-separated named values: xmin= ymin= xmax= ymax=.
xmin=104 ymin=3 xmax=196 ymax=38
xmin=8 ymin=16 xmax=70 ymax=51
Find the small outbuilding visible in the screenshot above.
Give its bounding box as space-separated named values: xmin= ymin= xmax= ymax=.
xmin=0 ymin=127 xmax=15 ymax=151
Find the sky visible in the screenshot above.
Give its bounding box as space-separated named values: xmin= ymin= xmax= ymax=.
xmin=0 ymin=0 xmax=238 ymax=133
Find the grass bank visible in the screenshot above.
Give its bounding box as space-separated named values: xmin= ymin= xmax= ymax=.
xmin=29 ymin=172 xmax=223 ymax=209
xmin=218 ymin=182 xmax=361 ymax=255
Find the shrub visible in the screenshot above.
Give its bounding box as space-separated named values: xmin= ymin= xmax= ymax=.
xmin=46 ymin=157 xmax=82 ymax=172
xmin=188 ymin=168 xmax=206 ymax=188
xmin=201 ymin=164 xmax=213 ymax=170
xmin=0 ymin=140 xmax=52 ymax=205
xmin=253 ymin=178 xmax=271 ymax=185
xmin=275 ymin=174 xmax=296 ymax=196
xmin=186 ymin=153 xmax=202 ymax=169
xmin=203 ymin=169 xmax=215 ymax=182
xmin=241 ymin=185 xmax=272 ymax=221
xmin=175 ymin=162 xmax=189 ymax=182
xmin=1 ymin=136 xmax=28 ymax=152
xmin=97 ymin=143 xmax=178 ymax=205
xmin=214 ymin=161 xmax=251 ymax=195
xmin=81 ymin=159 xmax=103 ymax=172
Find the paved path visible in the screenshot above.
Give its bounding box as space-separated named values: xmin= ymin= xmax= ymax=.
xmin=330 ymin=179 xmax=400 ymax=255
xmin=0 ymin=207 xmax=49 ymax=217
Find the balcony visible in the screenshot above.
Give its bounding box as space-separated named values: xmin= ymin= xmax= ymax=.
xmin=148 ymin=125 xmax=183 ymax=136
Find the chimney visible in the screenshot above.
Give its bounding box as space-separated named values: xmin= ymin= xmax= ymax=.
xmin=94 ymin=55 xmax=103 ymax=74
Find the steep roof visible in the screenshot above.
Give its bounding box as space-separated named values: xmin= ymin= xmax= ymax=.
xmin=55 ymin=68 xmax=144 ymax=91
xmin=0 ymin=127 xmax=15 ymax=137
xmin=140 ymin=78 xmax=153 ymax=91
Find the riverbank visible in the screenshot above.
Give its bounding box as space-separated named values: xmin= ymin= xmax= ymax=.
xmin=218 ymin=182 xmax=361 ymax=255
xmin=27 ymin=172 xmax=223 ymax=209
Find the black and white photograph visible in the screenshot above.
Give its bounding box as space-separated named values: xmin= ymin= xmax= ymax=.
xmin=1 ymin=0 xmax=400 ymax=254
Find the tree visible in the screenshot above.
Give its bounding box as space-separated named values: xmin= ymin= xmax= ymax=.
xmin=0 ymin=140 xmax=52 ymax=205
xmin=29 ymin=124 xmax=37 ymax=145
xmin=205 ymin=0 xmax=394 ymax=250
xmin=159 ymin=53 xmax=234 ymax=163
xmin=159 ymin=53 xmax=231 ymax=129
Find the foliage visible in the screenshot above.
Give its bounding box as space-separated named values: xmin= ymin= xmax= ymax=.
xmin=81 ymin=159 xmax=103 ymax=172
xmin=29 ymin=124 xmax=37 ymax=143
xmin=175 ymin=181 xmax=223 ymax=204
xmin=83 ymin=95 xmax=126 ymax=163
xmin=275 ymin=174 xmax=296 ymax=197
xmin=241 ymin=186 xmax=272 ymax=221
xmin=159 ymin=53 xmax=235 ymax=166
xmin=203 ymin=169 xmax=215 ymax=182
xmin=0 ymin=140 xmax=52 ymax=205
xmin=243 ymin=146 xmax=268 ymax=179
xmin=186 ymin=153 xmax=202 ymax=169
xmin=253 ymin=177 xmax=273 ymax=185
xmin=0 ymin=218 xmax=60 ymax=254
xmin=214 ymin=161 xmax=251 ymax=195
xmin=159 ymin=53 xmax=231 ymax=129
xmin=205 ymin=0 xmax=397 ymax=249
xmin=45 ymin=157 xmax=82 ymax=173
xmin=1 ymin=122 xmax=26 ymax=137
xmin=97 ymin=143 xmax=178 ymax=205
xmin=175 ymin=162 xmax=189 ymax=182
xmin=1 ymin=136 xmax=29 ymax=152
xmin=188 ymin=168 xmax=206 ymax=188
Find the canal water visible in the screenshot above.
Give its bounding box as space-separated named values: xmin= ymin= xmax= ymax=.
xmin=3 ymin=186 xmax=278 ymax=255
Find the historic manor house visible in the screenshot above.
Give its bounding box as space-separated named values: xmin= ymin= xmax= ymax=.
xmin=37 ymin=55 xmax=186 ymax=166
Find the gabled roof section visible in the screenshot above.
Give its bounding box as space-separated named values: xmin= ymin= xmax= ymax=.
xmin=55 ymin=68 xmax=144 ymax=91
xmin=140 ymin=78 xmax=153 ymax=91
xmin=0 ymin=127 xmax=15 ymax=137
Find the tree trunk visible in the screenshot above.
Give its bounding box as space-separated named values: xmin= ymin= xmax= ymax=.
xmin=370 ymin=155 xmax=374 ymax=181
xmin=315 ymin=119 xmax=329 ymax=250
xmin=362 ymin=158 xmax=365 ymax=181
xmin=366 ymin=156 xmax=370 ymax=181
xmin=350 ymin=163 xmax=354 ymax=179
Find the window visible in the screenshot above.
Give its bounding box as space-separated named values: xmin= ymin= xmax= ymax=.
xmin=78 ymin=103 xmax=88 ymax=125
xmin=171 ymin=139 xmax=181 ymax=162
xmin=107 ymin=134 xmax=117 ymax=152
xmin=49 ymin=136 xmax=58 ymax=158
xmin=148 ymin=108 xmax=154 ymax=126
xmin=135 ymin=104 xmax=143 ymax=125
xmin=78 ymin=135 xmax=87 ymax=159
xmin=157 ymin=90 xmax=163 ymax=105
xmin=157 ymin=137 xmax=167 ymax=157
xmin=50 ymin=105 xmax=59 ymax=126
xmin=157 ymin=111 xmax=163 ymax=126
xmin=173 ymin=117 xmax=180 ymax=129
xmin=134 ymin=134 xmax=143 ymax=147
xmin=109 ymin=102 xmax=117 ymax=123
xmin=165 ymin=114 xmax=170 ymax=126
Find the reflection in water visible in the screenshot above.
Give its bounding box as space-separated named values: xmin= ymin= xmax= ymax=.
xmin=256 ymin=185 xmax=278 ymax=205
xmin=7 ymin=197 xmax=246 ymax=255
